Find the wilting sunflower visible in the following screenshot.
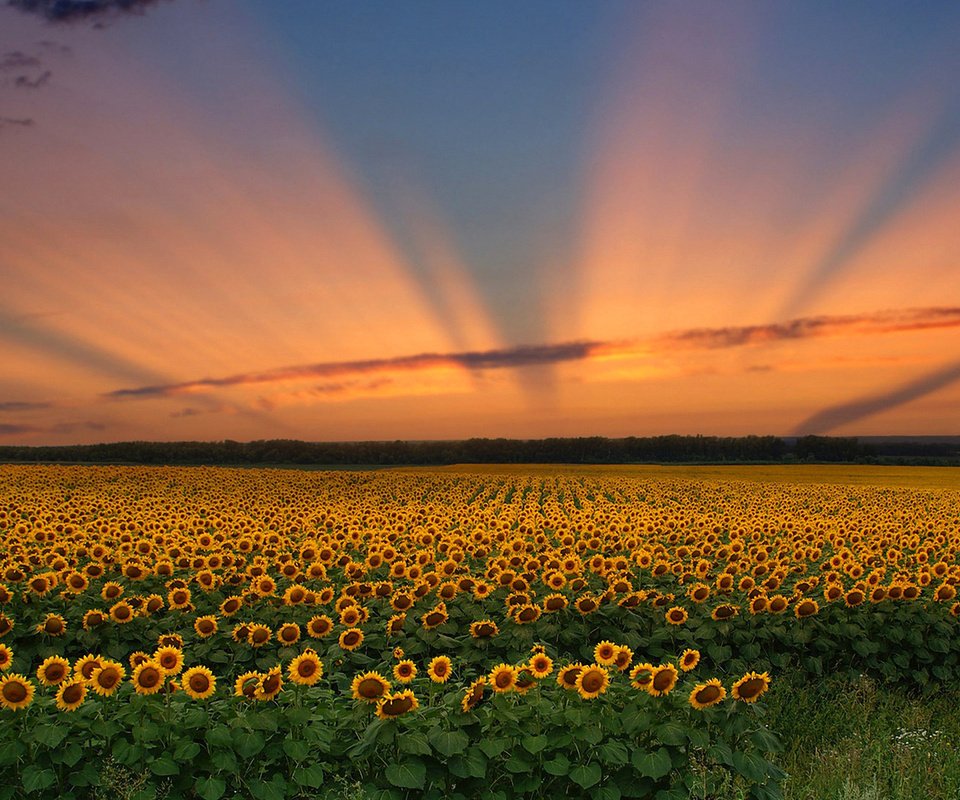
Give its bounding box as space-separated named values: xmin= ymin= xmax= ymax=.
xmin=37 ymin=613 xmax=66 ymax=637
xmin=181 ymin=666 xmax=217 ymax=700
xmin=194 ymin=615 xmax=218 ymax=638
xmin=488 ymin=663 xmax=518 ymax=693
xmin=132 ymin=661 xmax=165 ymax=695
xmin=647 ymin=664 xmax=679 ymax=697
xmin=469 ymin=620 xmax=499 ymax=639
xmin=55 ymin=679 xmax=87 ymax=712
xmin=665 ymin=606 xmax=688 ymax=625
xmin=593 ymin=641 xmax=618 ymax=666
xmin=630 ymin=662 xmax=655 ymax=691
xmin=288 ymin=651 xmax=323 ymax=686
xmin=529 ymin=653 xmax=554 ymax=678
xmin=679 ymin=649 xmax=701 ymax=672
xmin=91 ymin=661 xmax=125 ymax=696
xmin=338 ymin=628 xmax=364 ymax=651
xmin=306 ymin=615 xmax=334 ymax=639
xmin=461 ymin=677 xmax=486 ymax=713
xmin=0 ymin=644 xmax=11 ymax=671
xmin=255 ymin=667 xmax=283 ymax=701
xmin=556 ymin=663 xmax=583 ymax=691
xmin=576 ymin=665 xmax=610 ymax=700
xmin=0 ymin=673 xmax=34 ymax=710
xmin=689 ymin=679 xmax=726 ymax=709
xmin=794 ymin=599 xmax=819 ymax=618
xmin=234 ymin=671 xmax=261 ymax=699
xmin=731 ymin=671 xmax=771 ymax=703
xmin=36 ymin=655 xmax=70 ymax=687
xmin=155 ymin=646 xmax=184 ymax=676
xmin=392 ymin=659 xmax=417 ymax=683
xmin=376 ymin=689 xmax=419 ymax=720
xmin=351 ymin=671 xmax=391 ymax=703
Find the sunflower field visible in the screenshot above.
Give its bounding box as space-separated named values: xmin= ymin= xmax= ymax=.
xmin=1 ymin=464 xmax=958 ymax=799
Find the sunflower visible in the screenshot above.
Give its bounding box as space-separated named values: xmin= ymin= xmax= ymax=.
xmin=935 ymin=583 xmax=957 ymax=603
xmin=247 ymin=624 xmax=272 ymax=648
xmin=255 ymin=667 xmax=283 ymax=701
xmin=513 ymin=604 xmax=541 ymax=624
xmin=647 ymin=664 xmax=679 ymax=697
xmin=109 ymin=601 xmax=134 ymax=624
xmin=386 ymin=613 xmax=406 ymax=636
xmin=575 ymin=594 xmax=599 ymax=615
xmin=128 ymin=651 xmax=151 ymax=670
xmin=234 ymin=671 xmax=261 ymax=699
xmin=688 ymin=583 xmax=711 ymax=603
xmin=767 ymin=595 xmax=789 ymax=614
xmin=427 ymin=655 xmax=452 ymax=683
xmin=351 ymin=671 xmax=391 ymax=703
xmin=55 ymin=679 xmax=87 ymax=712
xmin=749 ymin=596 xmax=768 ymax=615
xmin=0 ymin=614 xmax=12 ymax=637
xmin=612 ymin=645 xmax=633 ymax=672
xmin=794 ymin=599 xmax=819 ymax=618
xmin=101 ymin=582 xmax=123 ymax=601
xmin=666 ymin=606 xmax=688 ymax=625
xmin=37 ymin=613 xmax=66 ymax=636
xmin=731 ymin=671 xmax=771 ymax=703
xmin=630 ymin=662 xmax=655 ymax=691
xmin=74 ymin=654 xmax=103 ymax=683
xmin=219 ymin=596 xmax=243 ymax=616
xmin=91 ymin=661 xmax=125 ymax=696
xmin=529 ymin=653 xmax=554 ymax=678
xmin=489 ymin=663 xmax=518 ymax=693
xmin=288 ymin=650 xmax=323 ymax=686
xmin=376 ymin=689 xmax=419 ymax=720
xmin=339 ymin=628 xmax=364 ymax=651
xmin=576 ymin=665 xmax=610 ymax=699
xmin=82 ymin=610 xmax=106 ymax=630
xmin=469 ymin=620 xmax=499 ymax=639
xmin=844 ymin=589 xmax=865 ymax=608
xmin=461 ymin=677 xmax=486 ymax=713
xmin=167 ymin=587 xmax=192 ymax=609
xmin=0 ymin=644 xmax=11 ymax=671
xmin=306 ymin=615 xmax=334 ymax=638
xmin=542 ymin=593 xmax=568 ymax=612
xmin=194 ymin=615 xmax=218 ymax=638
xmin=679 ymin=649 xmax=701 ymax=672
xmin=276 ymin=623 xmax=301 ymax=646
xmin=711 ymin=605 xmax=738 ymax=621
xmin=181 ymin=666 xmax=216 ymax=700
xmin=0 ymin=673 xmax=34 ymax=710
xmin=421 ymin=603 xmax=448 ymax=629
xmin=142 ymin=595 xmax=164 ymax=615
xmin=689 ymin=679 xmax=726 ymax=709
xmin=515 ymin=668 xmax=537 ymax=695
xmin=593 ymin=641 xmax=618 ymax=666
xmin=36 ymin=655 xmax=71 ymax=686
xmin=154 ymin=646 xmax=184 ymax=676
xmin=132 ymin=661 xmax=165 ymax=695
xmin=557 ymin=663 xmax=583 ymax=690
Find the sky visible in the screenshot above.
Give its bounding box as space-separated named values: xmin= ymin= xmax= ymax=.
xmin=1 ymin=0 xmax=959 ymax=444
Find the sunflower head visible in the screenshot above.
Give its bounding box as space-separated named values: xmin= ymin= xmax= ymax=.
xmin=470 ymin=620 xmax=499 ymax=639
xmin=461 ymin=678 xmax=486 ymax=713
xmin=339 ymin=628 xmax=364 ymax=651
xmin=393 ymin=660 xmax=416 ymax=683
xmin=666 ymin=606 xmax=688 ymax=625
xmin=56 ymin=679 xmax=87 ymax=712
xmin=154 ymin=646 xmax=184 ymax=676
xmin=37 ymin=655 xmax=71 ymax=686
xmin=427 ymin=656 xmax=452 ymax=684
xmin=376 ymin=689 xmax=419 ymax=720
xmin=732 ymin=671 xmax=771 ymax=703
xmin=255 ymin=668 xmax=283 ymax=701
xmin=0 ymin=673 xmax=34 ymax=710
xmin=351 ymin=671 xmax=391 ymax=703
xmin=630 ymin=662 xmax=655 ymax=690
xmin=91 ymin=661 xmax=125 ymax=696
xmin=0 ymin=644 xmax=12 ymax=671
xmin=288 ymin=651 xmax=324 ymax=686
xmin=556 ymin=663 xmax=583 ymax=690
xmin=689 ymin=678 xmax=726 ymax=709
xmin=529 ymin=653 xmax=554 ymax=678
xmin=593 ymin=641 xmax=617 ymax=666
xmin=488 ymin=663 xmax=518 ymax=693
xmin=182 ymin=666 xmax=217 ymax=700
xmin=576 ymin=665 xmax=610 ymax=699
xmin=679 ymin=649 xmax=701 ymax=672
xmin=648 ymin=664 xmax=679 ymax=697
xmin=132 ymin=661 xmax=164 ymax=695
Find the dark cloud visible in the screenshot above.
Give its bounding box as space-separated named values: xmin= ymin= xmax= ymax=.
xmin=6 ymin=0 xmax=167 ymax=22
xmin=794 ymin=360 xmax=960 ymax=434
xmin=170 ymin=406 xmax=202 ymax=418
xmin=0 ymin=115 xmax=34 ymax=128
xmin=106 ymin=340 xmax=609 ymax=400
xmin=657 ymin=306 xmax=960 ymax=350
xmin=49 ymin=420 xmax=106 ymax=433
xmin=0 ymin=51 xmax=41 ymax=71
xmin=0 ymin=400 xmax=53 ymax=411
xmin=15 ymin=69 xmax=50 ymax=88
xmin=0 ymin=423 xmax=40 ymax=435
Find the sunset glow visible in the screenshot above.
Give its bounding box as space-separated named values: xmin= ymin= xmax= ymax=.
xmin=1 ymin=1 xmax=958 ymax=443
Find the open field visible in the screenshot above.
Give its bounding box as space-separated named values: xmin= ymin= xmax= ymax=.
xmin=0 ymin=464 xmax=958 ymax=799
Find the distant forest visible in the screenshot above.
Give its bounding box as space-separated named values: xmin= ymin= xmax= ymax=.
xmin=1 ymin=435 xmax=958 ymax=466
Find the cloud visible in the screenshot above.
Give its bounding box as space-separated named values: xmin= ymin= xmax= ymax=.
xmin=0 ymin=423 xmax=40 ymax=435
xmin=15 ymin=69 xmax=50 ymax=88
xmin=794 ymin=360 xmax=960 ymax=434
xmin=0 ymin=50 xmax=41 ymax=71
xmin=5 ymin=0 xmax=168 ymax=22
xmin=0 ymin=115 xmax=34 ymax=129
xmin=0 ymin=400 xmax=52 ymax=411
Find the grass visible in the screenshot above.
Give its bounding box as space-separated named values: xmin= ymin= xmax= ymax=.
xmin=764 ymin=674 xmax=960 ymax=800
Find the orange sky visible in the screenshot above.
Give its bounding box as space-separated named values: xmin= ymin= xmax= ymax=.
xmin=1 ymin=3 xmax=958 ymax=443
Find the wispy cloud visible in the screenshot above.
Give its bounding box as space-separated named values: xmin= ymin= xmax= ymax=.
xmin=0 ymin=400 xmax=52 ymax=411
xmin=5 ymin=0 xmax=167 ymax=22
xmin=104 ymin=306 xmax=960 ymax=403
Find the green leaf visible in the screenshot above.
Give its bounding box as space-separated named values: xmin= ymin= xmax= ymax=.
xmin=251 ymin=775 xmax=288 ymax=800
xmin=633 ymin=748 xmax=672 ymax=780
xmin=0 ymin=741 xmax=25 ymax=766
xmin=522 ymin=734 xmax=549 ymax=755
xmin=707 ymin=741 xmax=733 ymax=766
xmin=61 ymin=743 xmax=84 ymax=768
xmin=32 ymin=724 xmax=67 ymax=749
xmin=205 ymin=725 xmax=233 ymax=748
xmin=598 ymin=740 xmax=629 ymax=766
xmin=654 ymin=723 xmax=687 ymax=746
xmin=21 ymin=767 xmax=56 ymax=794
xmin=569 ymin=763 xmax=602 ymax=790
xmin=429 ymin=728 xmax=470 ymax=757
xmin=211 ymin=750 xmax=237 ymax=772
xmin=174 ymin=740 xmax=202 ymax=762
xmin=235 ymin=730 xmax=266 ymax=758
xmin=595 ymin=787 xmax=622 ymax=800
xmin=196 ymin=777 xmax=226 ymax=800
xmin=505 ymin=753 xmax=533 ymax=773
xmin=750 ymin=728 xmax=783 ymax=753
xmin=283 ymin=738 xmax=310 ymax=761
xmin=478 ymin=737 xmax=509 ymax=759
xmin=449 ymin=748 xmax=487 ymax=780
xmin=399 ymin=732 xmax=432 ymax=756
xmin=655 ymin=790 xmax=688 ymax=800
xmin=293 ymin=764 xmax=325 ymax=789
xmin=386 ymin=759 xmax=426 ymax=790
xmin=149 ymin=756 xmax=180 ymax=776
xmin=732 ymin=751 xmax=771 ymax=783
xmin=544 ymin=754 xmax=570 ymax=776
